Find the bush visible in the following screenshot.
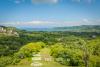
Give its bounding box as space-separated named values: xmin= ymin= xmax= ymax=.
xmin=0 ymin=56 xmax=13 ymax=67
xmin=89 ymin=55 xmax=100 ymax=67
xmin=50 ymin=43 xmax=84 ymax=66
xmin=12 ymin=58 xmax=21 ymax=65
xmin=15 ymin=42 xmax=46 ymax=58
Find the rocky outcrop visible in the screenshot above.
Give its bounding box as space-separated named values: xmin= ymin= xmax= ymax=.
xmin=0 ymin=26 xmax=19 ymax=37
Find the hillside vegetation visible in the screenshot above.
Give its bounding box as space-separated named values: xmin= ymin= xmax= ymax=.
xmin=0 ymin=26 xmax=100 ymax=67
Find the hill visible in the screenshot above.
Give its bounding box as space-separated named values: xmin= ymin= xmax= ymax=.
xmin=22 ymin=25 xmax=100 ymax=32
xmin=51 ymin=25 xmax=100 ymax=32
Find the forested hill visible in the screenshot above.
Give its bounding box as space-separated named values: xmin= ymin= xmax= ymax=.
xmin=0 ymin=25 xmax=100 ymax=67
xmin=53 ymin=25 xmax=100 ymax=32
xmin=23 ymin=25 xmax=100 ymax=32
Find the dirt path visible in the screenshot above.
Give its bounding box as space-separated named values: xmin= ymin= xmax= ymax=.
xmin=37 ymin=48 xmax=67 ymax=67
xmin=8 ymin=48 xmax=67 ymax=67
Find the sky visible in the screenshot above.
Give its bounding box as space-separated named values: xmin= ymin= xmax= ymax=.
xmin=0 ymin=0 xmax=100 ymax=28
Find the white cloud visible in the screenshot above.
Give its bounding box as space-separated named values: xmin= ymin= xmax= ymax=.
xmin=8 ymin=0 xmax=25 ymax=4
xmin=0 ymin=21 xmax=53 ymax=27
xmin=72 ymin=0 xmax=81 ymax=2
xmin=0 ymin=19 xmax=100 ymax=28
xmin=8 ymin=0 xmax=59 ymax=4
xmin=72 ymin=0 xmax=95 ymax=3
xmin=32 ymin=0 xmax=59 ymax=4
xmin=9 ymin=0 xmax=95 ymax=4
xmin=14 ymin=0 xmax=21 ymax=4
xmin=83 ymin=19 xmax=90 ymax=23
xmin=26 ymin=21 xmax=52 ymax=25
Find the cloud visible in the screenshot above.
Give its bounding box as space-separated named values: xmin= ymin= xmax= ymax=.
xmin=0 ymin=19 xmax=100 ymax=28
xmin=8 ymin=0 xmax=25 ymax=4
xmin=72 ymin=0 xmax=81 ymax=2
xmin=32 ymin=0 xmax=59 ymax=4
xmin=9 ymin=0 xmax=95 ymax=4
xmin=72 ymin=0 xmax=95 ymax=3
xmin=8 ymin=0 xmax=59 ymax=4
xmin=31 ymin=0 xmax=95 ymax=4
xmin=14 ymin=0 xmax=21 ymax=4
xmin=0 ymin=21 xmax=53 ymax=27
xmin=83 ymin=19 xmax=90 ymax=23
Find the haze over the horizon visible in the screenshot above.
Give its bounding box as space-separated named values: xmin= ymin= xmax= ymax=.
xmin=0 ymin=0 xmax=100 ymax=28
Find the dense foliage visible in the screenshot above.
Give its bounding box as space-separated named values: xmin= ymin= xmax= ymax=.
xmin=0 ymin=27 xmax=100 ymax=67
xmin=50 ymin=37 xmax=100 ymax=67
xmin=15 ymin=42 xmax=45 ymax=58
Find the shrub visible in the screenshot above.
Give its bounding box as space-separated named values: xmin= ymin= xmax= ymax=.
xmin=89 ymin=55 xmax=100 ymax=67
xmin=15 ymin=42 xmax=46 ymax=58
xmin=0 ymin=56 xmax=13 ymax=67
xmin=51 ymin=43 xmax=84 ymax=66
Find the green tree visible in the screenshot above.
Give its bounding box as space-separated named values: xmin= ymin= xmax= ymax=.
xmin=15 ymin=42 xmax=45 ymax=58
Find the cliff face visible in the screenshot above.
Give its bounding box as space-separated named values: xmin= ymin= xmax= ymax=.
xmin=0 ymin=26 xmax=19 ymax=36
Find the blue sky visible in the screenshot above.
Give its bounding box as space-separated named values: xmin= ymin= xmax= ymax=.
xmin=0 ymin=0 xmax=100 ymax=28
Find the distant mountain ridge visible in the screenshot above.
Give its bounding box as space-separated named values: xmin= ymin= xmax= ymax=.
xmin=0 ymin=25 xmax=100 ymax=32
xmin=53 ymin=25 xmax=100 ymax=32
xmin=23 ymin=25 xmax=100 ymax=32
